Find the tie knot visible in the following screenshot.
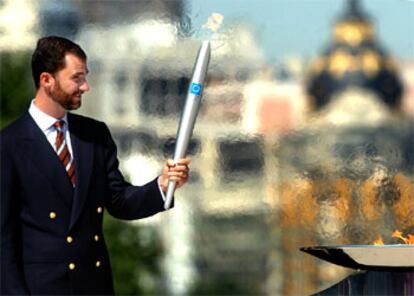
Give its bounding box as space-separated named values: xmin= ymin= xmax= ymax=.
xmin=53 ymin=120 xmax=65 ymax=131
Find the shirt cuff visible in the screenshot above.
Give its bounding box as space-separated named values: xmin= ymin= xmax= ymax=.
xmin=157 ymin=177 xmax=167 ymax=202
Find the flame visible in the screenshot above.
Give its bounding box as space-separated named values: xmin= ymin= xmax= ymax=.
xmin=391 ymin=230 xmax=408 ymax=244
xmin=373 ymin=236 xmax=384 ymax=245
xmin=202 ymin=13 xmax=224 ymax=32
xmin=373 ymin=230 xmax=414 ymax=245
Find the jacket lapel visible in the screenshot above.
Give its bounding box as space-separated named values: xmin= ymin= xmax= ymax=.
xmin=18 ymin=113 xmax=74 ymax=208
xmin=68 ymin=113 xmax=94 ymax=231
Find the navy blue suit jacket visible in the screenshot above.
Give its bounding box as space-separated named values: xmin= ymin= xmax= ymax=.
xmin=0 ymin=112 xmax=166 ymax=295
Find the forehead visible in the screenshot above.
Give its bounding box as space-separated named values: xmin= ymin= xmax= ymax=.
xmin=61 ymin=53 xmax=88 ymax=73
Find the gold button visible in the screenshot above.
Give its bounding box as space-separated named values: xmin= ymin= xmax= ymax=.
xmin=66 ymin=236 xmax=73 ymax=243
xmin=95 ymin=260 xmax=101 ymax=267
xmin=97 ymin=207 xmax=103 ymax=214
xmin=49 ymin=212 xmax=57 ymax=219
xmin=94 ymin=235 xmax=99 ymax=242
xmin=69 ymin=263 xmax=76 ymax=270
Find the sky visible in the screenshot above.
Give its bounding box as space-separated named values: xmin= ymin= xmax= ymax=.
xmin=188 ymin=0 xmax=414 ymax=63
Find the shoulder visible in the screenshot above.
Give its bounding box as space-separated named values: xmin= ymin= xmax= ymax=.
xmin=68 ymin=112 xmax=105 ymax=128
xmin=0 ymin=112 xmax=31 ymax=142
xmin=67 ymin=113 xmax=114 ymax=146
xmin=68 ymin=113 xmax=109 ymax=134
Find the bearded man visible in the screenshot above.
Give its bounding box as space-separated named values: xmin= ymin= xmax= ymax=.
xmin=0 ymin=36 xmax=190 ymax=295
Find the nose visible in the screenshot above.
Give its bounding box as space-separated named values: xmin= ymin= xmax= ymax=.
xmin=80 ymin=79 xmax=90 ymax=92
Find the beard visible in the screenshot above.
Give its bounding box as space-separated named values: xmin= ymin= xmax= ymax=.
xmin=50 ymin=80 xmax=82 ymax=111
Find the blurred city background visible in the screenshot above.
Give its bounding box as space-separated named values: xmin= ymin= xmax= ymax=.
xmin=1 ymin=0 xmax=413 ymax=295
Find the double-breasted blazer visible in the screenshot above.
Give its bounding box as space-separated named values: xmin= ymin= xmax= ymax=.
xmin=0 ymin=112 xmax=167 ymax=295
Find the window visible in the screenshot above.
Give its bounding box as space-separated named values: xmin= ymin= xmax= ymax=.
xmin=113 ymin=130 xmax=157 ymax=155
xmin=160 ymin=137 xmax=200 ymax=158
xmin=140 ymin=76 xmax=189 ymax=116
xmin=217 ymin=137 xmax=264 ymax=180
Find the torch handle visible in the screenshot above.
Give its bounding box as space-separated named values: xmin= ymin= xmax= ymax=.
xmin=164 ymin=180 xmax=177 ymax=210
xmin=163 ymin=40 xmax=210 ymax=210
xmin=163 ymin=93 xmax=200 ymax=210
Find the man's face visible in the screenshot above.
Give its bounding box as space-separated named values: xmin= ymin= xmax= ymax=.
xmin=50 ymin=54 xmax=90 ymax=110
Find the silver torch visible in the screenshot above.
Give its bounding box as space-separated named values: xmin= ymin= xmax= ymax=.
xmin=164 ymin=40 xmax=211 ymax=210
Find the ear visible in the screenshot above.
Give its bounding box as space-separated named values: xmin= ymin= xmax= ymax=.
xmin=39 ymin=72 xmax=55 ymax=89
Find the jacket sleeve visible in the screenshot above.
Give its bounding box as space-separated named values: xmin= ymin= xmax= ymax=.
xmin=100 ymin=123 xmax=168 ymax=220
xmin=0 ymin=133 xmax=30 ymax=294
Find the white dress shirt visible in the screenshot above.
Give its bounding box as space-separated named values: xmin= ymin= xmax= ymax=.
xmin=28 ymin=100 xmax=73 ymax=156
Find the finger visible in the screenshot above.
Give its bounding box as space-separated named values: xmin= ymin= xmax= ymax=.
xmin=168 ymin=173 xmax=188 ymax=183
xmin=167 ymin=171 xmax=188 ymax=178
xmin=176 ymin=158 xmax=191 ymax=165
xmin=162 ymin=164 xmax=171 ymax=175
xmin=165 ymin=158 xmax=190 ymax=170
xmin=166 ymin=159 xmax=176 ymax=168
xmin=170 ymin=164 xmax=190 ymax=172
xmin=172 ymin=173 xmax=188 ymax=179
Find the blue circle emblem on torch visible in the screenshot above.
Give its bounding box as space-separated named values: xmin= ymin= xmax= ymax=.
xmin=190 ymin=82 xmax=203 ymax=96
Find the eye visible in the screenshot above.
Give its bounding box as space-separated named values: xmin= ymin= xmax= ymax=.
xmin=72 ymin=75 xmax=85 ymax=84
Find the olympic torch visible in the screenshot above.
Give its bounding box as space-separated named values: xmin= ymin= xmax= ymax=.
xmin=164 ymin=40 xmax=211 ymax=210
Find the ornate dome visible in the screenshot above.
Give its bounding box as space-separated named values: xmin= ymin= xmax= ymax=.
xmin=307 ymin=0 xmax=403 ymax=110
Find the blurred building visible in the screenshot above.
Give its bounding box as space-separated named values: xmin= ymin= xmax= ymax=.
xmin=401 ymin=62 xmax=414 ymax=118
xmin=73 ymin=0 xmax=185 ymax=25
xmin=39 ymin=1 xmax=80 ymax=39
xmin=0 ymin=0 xmax=186 ymax=50
xmin=37 ymin=0 xmax=186 ymax=40
xmin=266 ymin=0 xmax=414 ymax=295
xmin=0 ymin=0 xmax=38 ymax=51
xmin=0 ymin=0 xmax=83 ymax=51
xmin=243 ymin=65 xmax=307 ymax=136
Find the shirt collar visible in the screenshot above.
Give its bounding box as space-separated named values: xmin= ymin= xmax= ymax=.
xmin=28 ymin=99 xmax=68 ymax=131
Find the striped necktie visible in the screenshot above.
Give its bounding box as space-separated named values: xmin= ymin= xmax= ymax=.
xmin=53 ymin=120 xmax=76 ymax=186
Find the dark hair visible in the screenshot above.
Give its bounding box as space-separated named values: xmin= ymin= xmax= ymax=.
xmin=31 ymin=36 xmax=87 ymax=89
